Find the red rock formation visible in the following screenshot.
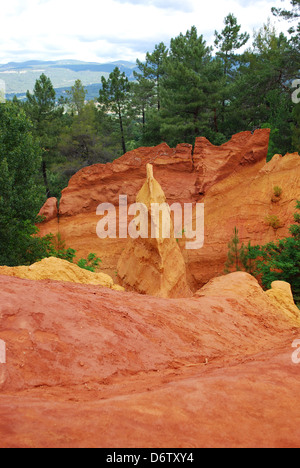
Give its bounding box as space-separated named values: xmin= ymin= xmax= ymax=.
xmin=0 ymin=272 xmax=299 ymax=448
xmin=37 ymin=129 xmax=300 ymax=291
xmin=193 ymin=129 xmax=270 ymax=195
xmin=38 ymin=197 xmax=57 ymax=222
xmin=186 ymin=151 xmax=300 ymax=289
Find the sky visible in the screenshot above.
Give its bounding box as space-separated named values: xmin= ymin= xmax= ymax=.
xmin=0 ymin=0 xmax=296 ymax=64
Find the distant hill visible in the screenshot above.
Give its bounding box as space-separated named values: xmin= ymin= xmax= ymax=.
xmin=0 ymin=59 xmax=138 ymax=101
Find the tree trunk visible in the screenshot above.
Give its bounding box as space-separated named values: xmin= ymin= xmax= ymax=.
xmin=42 ymin=159 xmax=51 ymax=198
xmin=118 ymin=107 xmax=126 ymax=154
xmin=157 ymin=74 xmax=160 ymax=111
xmin=214 ymin=108 xmax=219 ymax=133
xmin=142 ymin=108 xmax=146 ymax=129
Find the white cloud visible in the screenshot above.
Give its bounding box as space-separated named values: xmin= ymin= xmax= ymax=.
xmin=0 ymin=0 xmax=296 ymax=64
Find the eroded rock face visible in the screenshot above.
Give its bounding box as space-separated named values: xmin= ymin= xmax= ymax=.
xmin=38 ymin=197 xmax=58 ymax=222
xmin=37 ymin=129 xmax=300 ymax=291
xmin=117 ymin=164 xmax=192 ymax=298
xmin=187 ymin=151 xmax=300 ymax=289
xmin=193 ymin=129 xmax=270 ymax=195
xmin=266 ymin=281 xmax=300 ymax=323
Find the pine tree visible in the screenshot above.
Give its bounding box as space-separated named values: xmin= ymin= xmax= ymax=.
xmin=25 ymin=74 xmax=63 ymax=197
xmin=272 ymin=0 xmax=300 ymax=49
xmin=65 ymin=79 xmax=87 ymax=115
xmin=98 ymin=67 xmax=130 ymax=154
xmin=135 ymin=42 xmax=168 ymax=112
xmin=214 ymin=14 xmax=249 ymax=132
xmin=214 ymin=13 xmax=250 ymax=78
xmin=224 ymin=227 xmax=255 ymax=274
xmin=224 ymin=227 xmax=242 ymax=273
xmin=0 ymin=102 xmax=46 ymax=265
xmin=160 ymin=26 xmax=223 ymax=146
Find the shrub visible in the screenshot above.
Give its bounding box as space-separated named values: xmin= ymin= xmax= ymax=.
xmin=264 ymin=214 xmax=282 ymax=230
xmin=273 ymin=186 xmax=282 ymax=198
xmin=248 ymin=201 xmax=300 ymax=306
xmin=77 ymin=253 xmax=102 ymax=272
xmin=41 ymin=233 xmax=102 ymax=272
xmin=224 ymin=227 xmax=255 ymax=274
xmin=42 ymin=233 xmax=76 ymax=263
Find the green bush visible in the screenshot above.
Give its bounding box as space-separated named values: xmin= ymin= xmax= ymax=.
xmin=264 ymin=214 xmax=282 ymax=230
xmin=42 ymin=233 xmax=102 ymax=272
xmin=77 ymin=253 xmax=102 ymax=272
xmin=224 ymin=227 xmax=255 ymax=275
xmin=248 ymin=201 xmax=300 ymax=306
xmin=42 ymin=233 xmax=76 ymax=263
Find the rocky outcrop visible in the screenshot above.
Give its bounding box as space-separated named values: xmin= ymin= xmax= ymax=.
xmin=195 ymin=272 xmax=300 ymax=326
xmin=38 ymin=197 xmax=58 ymax=222
xmin=117 ymin=164 xmax=191 ymax=298
xmin=187 ymin=150 xmax=300 ymax=289
xmin=193 ymin=129 xmax=270 ymax=195
xmin=0 ymin=257 xmax=124 ymax=291
xmin=266 ymin=281 xmax=300 ymax=323
xmin=0 ymin=272 xmax=299 ymax=447
xmin=37 ymin=129 xmax=300 ymax=291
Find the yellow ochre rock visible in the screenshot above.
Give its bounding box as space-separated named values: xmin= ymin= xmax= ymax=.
xmin=265 ymin=281 xmax=300 ymax=323
xmin=117 ymin=164 xmax=192 ymax=298
xmin=0 ymin=257 xmax=124 ymax=291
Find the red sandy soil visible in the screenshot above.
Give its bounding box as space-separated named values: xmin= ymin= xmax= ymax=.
xmin=0 ymin=273 xmax=299 ymax=448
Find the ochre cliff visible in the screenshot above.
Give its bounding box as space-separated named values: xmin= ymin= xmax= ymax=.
xmin=37 ymin=129 xmax=300 ymax=292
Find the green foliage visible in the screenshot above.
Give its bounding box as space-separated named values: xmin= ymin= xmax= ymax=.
xmin=0 ymin=101 xmax=46 ymax=266
xmin=249 ymin=201 xmax=300 ymax=305
xmin=135 ymin=42 xmax=168 ymax=112
xmin=273 ymin=186 xmax=283 ymax=198
xmin=98 ymin=67 xmax=131 ymax=154
xmin=42 ymin=233 xmax=76 ymax=263
xmin=224 ymin=227 xmax=254 ymax=274
xmin=248 ymin=201 xmax=300 ymax=305
xmin=25 ymin=74 xmax=65 ymax=197
xmin=77 ymin=253 xmax=102 ymax=272
xmin=159 ymin=26 xmax=223 ymax=146
xmin=64 ymin=79 xmax=87 ymax=115
xmin=292 ymin=103 xmax=300 ymax=152
xmin=272 ymin=0 xmax=300 ymax=48
xmin=59 ymin=101 xmax=117 ymax=166
xmin=265 ymin=214 xmax=283 ymax=230
xmin=214 ymin=13 xmax=250 ymax=78
xmin=232 ymin=22 xmax=297 ymax=154
xmin=41 ymin=233 xmax=102 ymax=272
